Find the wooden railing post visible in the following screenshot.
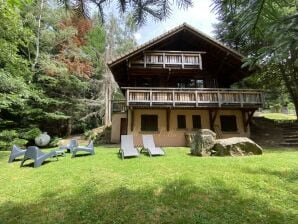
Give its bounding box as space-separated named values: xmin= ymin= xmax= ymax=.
xmin=217 ymin=89 xmax=221 ymax=107
xmin=144 ymin=52 xmax=147 ymax=68
xmin=150 ymin=89 xmax=152 ymax=107
xmin=181 ymin=53 xmax=184 ymax=69
xmin=199 ymin=54 xmax=202 ymax=70
xmin=126 ymin=89 xmax=130 ymax=106
xmin=163 ymin=53 xmax=166 ymax=68
xmin=240 ymin=92 xmax=244 ymax=107
xmin=172 ymin=90 xmax=175 ymax=107
xmin=195 ymin=90 xmax=198 ymax=107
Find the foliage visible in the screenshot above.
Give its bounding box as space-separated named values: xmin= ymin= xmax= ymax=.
xmin=259 ymin=113 xmax=297 ymax=121
xmin=0 ymin=147 xmax=297 ymax=223
xmin=213 ymin=0 xmax=298 ymax=119
xmin=94 ymin=126 xmax=111 ymax=144
xmin=19 ymin=128 xmax=42 ymax=140
xmin=83 ymin=129 xmax=97 ymax=140
xmin=58 ymin=0 xmax=193 ymax=26
xmin=190 ymin=132 xmax=204 ymax=156
xmin=48 ymin=136 xmax=62 ymax=147
xmin=0 ymin=128 xmax=41 ymax=150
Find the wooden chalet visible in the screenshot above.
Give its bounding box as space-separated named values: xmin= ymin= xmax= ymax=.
xmin=108 ymin=23 xmax=263 ymax=146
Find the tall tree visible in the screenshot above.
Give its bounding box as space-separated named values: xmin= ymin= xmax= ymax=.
xmin=213 ymin=0 xmax=298 ymax=117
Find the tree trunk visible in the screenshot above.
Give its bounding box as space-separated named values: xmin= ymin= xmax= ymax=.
xmin=280 ymin=64 xmax=298 ymax=120
xmin=66 ymin=119 xmax=72 ymax=137
xmin=32 ymin=0 xmax=44 ymax=70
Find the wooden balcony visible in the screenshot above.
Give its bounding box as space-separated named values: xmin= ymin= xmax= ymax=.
xmin=129 ymin=51 xmax=204 ymax=69
xmin=122 ymin=88 xmax=263 ymax=109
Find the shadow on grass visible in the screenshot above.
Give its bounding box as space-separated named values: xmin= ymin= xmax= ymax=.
xmin=0 ymin=178 xmax=296 ymax=224
xmin=20 ymin=159 xmax=59 ymax=168
xmin=72 ymin=153 xmax=94 ymax=158
xmin=243 ymin=167 xmax=298 ymax=183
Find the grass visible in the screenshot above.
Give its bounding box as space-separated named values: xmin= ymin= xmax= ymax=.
xmin=258 ymin=113 xmax=297 ymax=121
xmin=0 ymin=147 xmax=297 ymax=224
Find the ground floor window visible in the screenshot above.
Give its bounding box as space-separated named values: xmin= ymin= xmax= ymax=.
xmin=177 ymin=115 xmax=186 ymax=129
xmin=220 ymin=115 xmax=237 ymax=132
xmin=141 ymin=115 xmax=158 ymax=131
xmin=192 ymin=115 xmax=202 ymax=129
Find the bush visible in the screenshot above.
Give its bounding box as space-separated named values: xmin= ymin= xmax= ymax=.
xmin=48 ymin=136 xmax=62 ymax=147
xmin=0 ymin=128 xmax=41 ymax=151
xmin=94 ymin=126 xmax=111 ymax=145
xmin=11 ymin=138 xmax=28 ymax=147
xmin=20 ymin=128 xmax=42 ymax=140
xmin=84 ymin=130 xmax=97 ymax=140
xmin=270 ymin=104 xmax=281 ymax=113
xmin=190 ymin=132 xmax=204 ymax=156
xmin=0 ymin=130 xmax=18 ymax=142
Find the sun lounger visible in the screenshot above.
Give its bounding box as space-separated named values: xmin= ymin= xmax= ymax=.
xmin=119 ymin=135 xmax=139 ymax=159
xmin=20 ymin=146 xmax=57 ymax=168
xmin=59 ymin=139 xmax=78 ymax=153
xmin=71 ymin=140 xmax=95 ymax=158
xmin=142 ymin=135 xmax=165 ymax=157
xmin=8 ymin=145 xmax=26 ymax=163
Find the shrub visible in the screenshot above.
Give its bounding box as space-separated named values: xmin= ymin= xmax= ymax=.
xmin=190 ymin=132 xmax=203 ymax=156
xmin=0 ymin=130 xmax=18 ymax=142
xmin=48 ymin=136 xmax=62 ymax=147
xmin=20 ymin=128 xmax=42 ymax=140
xmin=84 ymin=130 xmax=97 ymax=140
xmin=11 ymin=138 xmax=28 ymax=147
xmin=94 ymin=126 xmax=111 ymax=145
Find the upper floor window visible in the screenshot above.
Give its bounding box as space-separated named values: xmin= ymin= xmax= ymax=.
xmin=177 ymin=79 xmax=204 ymax=88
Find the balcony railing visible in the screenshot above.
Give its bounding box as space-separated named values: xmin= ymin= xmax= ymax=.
xmin=129 ymin=51 xmax=204 ymax=69
xmin=123 ymin=87 xmax=263 ymax=108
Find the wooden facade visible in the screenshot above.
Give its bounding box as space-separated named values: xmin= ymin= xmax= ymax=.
xmin=108 ymin=24 xmax=263 ymax=146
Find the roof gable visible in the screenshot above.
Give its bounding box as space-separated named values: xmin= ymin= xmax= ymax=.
xmin=108 ymin=23 xmax=244 ymax=68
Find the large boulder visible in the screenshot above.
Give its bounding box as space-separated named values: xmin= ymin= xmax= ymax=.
xmin=212 ymin=137 xmax=263 ymax=156
xmin=190 ymin=129 xmax=216 ymax=156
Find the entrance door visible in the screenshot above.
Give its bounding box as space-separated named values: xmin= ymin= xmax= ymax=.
xmin=120 ymin=118 xmax=127 ymax=138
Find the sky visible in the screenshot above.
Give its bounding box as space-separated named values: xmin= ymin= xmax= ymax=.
xmin=133 ymin=0 xmax=218 ymax=44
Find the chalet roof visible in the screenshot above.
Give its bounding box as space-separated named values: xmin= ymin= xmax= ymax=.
xmin=108 ymin=23 xmax=244 ymax=67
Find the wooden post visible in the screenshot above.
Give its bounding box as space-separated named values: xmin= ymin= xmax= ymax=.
xmin=198 ymin=54 xmax=202 ymax=70
xmin=240 ymin=92 xmax=243 ymax=107
xmin=181 ymin=53 xmax=184 ymax=69
xmin=163 ymin=53 xmax=166 ymax=68
xmin=131 ymin=109 xmax=134 ymax=132
xmin=242 ymin=110 xmax=247 ymax=132
xmin=242 ymin=109 xmax=256 ymax=132
xmin=144 ymin=52 xmax=147 ymax=68
xmin=195 ymin=90 xmax=198 ymax=107
xmin=150 ymin=89 xmax=152 ymax=107
xmin=172 ymin=90 xmax=175 ymax=107
xmin=126 ymin=89 xmax=130 ymax=106
xmin=166 ymin=108 xmax=170 ymax=131
xmin=217 ymin=89 xmax=221 ymax=107
xmin=209 ymin=110 xmax=218 ymax=131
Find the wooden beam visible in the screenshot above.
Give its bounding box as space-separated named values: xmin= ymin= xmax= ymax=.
xmin=242 ymin=109 xmax=256 ymax=132
xmin=166 ymin=108 xmax=170 ymax=131
xmin=209 ymin=109 xmax=218 ymax=131
xmin=130 ymin=109 xmax=134 ymax=132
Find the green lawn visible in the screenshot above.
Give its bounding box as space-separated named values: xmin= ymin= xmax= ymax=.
xmin=0 ymin=147 xmax=297 ymax=224
xmin=258 ymin=112 xmax=297 ymax=121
